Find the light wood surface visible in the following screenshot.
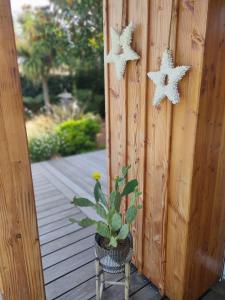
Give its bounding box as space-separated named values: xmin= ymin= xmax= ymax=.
xmin=104 ymin=0 xmax=225 ymax=299
xmin=0 ymin=0 xmax=45 ymax=299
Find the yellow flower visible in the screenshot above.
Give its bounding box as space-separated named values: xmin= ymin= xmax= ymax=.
xmin=92 ymin=171 xmax=101 ymax=181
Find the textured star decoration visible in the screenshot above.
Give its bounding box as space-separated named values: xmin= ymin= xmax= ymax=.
xmin=106 ymin=22 xmax=140 ymax=80
xmin=147 ymin=49 xmax=190 ymax=106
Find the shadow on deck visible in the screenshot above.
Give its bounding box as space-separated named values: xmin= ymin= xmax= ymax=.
xmin=31 ymin=150 xmax=225 ymax=300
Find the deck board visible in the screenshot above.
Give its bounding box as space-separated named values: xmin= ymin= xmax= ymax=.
xmin=31 ymin=150 xmax=221 ymax=299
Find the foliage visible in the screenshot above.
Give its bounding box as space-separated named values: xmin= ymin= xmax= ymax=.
xmin=17 ymin=5 xmax=70 ymax=107
xmin=56 ymin=117 xmax=101 ymax=156
xmin=70 ymin=166 xmax=142 ymax=248
xmin=49 ymin=0 xmax=104 ymax=71
xmin=21 ymin=75 xmax=75 ymax=109
xmin=29 ymin=133 xmax=60 ymax=162
xmin=26 ymin=115 xmax=57 ymax=140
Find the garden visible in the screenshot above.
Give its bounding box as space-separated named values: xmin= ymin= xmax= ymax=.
xmin=16 ymin=0 xmax=105 ymax=162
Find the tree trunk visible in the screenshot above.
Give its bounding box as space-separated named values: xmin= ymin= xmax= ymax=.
xmin=42 ymin=77 xmax=50 ymax=112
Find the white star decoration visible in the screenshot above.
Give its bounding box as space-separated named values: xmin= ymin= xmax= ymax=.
xmin=106 ymin=22 xmax=140 ymax=80
xmin=147 ymin=49 xmax=190 ymax=106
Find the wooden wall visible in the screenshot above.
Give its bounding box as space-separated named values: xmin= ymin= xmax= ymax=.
xmin=104 ymin=0 xmax=225 ymax=299
xmin=0 ymin=1 xmax=45 ymax=299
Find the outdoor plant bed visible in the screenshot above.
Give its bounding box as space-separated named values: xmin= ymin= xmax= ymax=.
xmin=70 ymin=166 xmax=142 ymax=298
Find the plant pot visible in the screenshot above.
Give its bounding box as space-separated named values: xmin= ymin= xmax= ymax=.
xmin=94 ymin=233 xmax=133 ymax=274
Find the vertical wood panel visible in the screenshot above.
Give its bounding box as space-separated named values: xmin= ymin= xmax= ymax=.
xmin=143 ymin=0 xmax=174 ymax=292
xmin=0 ymin=1 xmax=45 ymax=299
xmin=126 ymin=0 xmax=149 ymax=272
xmin=184 ymin=1 xmax=225 ymax=298
xmin=165 ymin=1 xmax=209 ymax=298
xmin=107 ymin=0 xmax=128 ymax=191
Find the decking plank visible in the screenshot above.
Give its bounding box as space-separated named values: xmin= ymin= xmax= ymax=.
xmin=38 ymin=207 xmax=80 ymax=227
xmin=41 ymin=226 xmax=95 ymax=256
xmin=42 ymin=235 xmax=94 ymax=269
xmin=38 ymin=210 xmax=83 ymax=235
xmin=44 ymin=247 xmax=95 ymax=284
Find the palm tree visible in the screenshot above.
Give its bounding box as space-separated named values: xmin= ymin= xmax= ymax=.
xmin=17 ymin=5 xmax=69 ymax=111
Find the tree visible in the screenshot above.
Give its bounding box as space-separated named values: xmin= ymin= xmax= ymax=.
xmin=17 ymin=5 xmax=70 ymax=110
xmin=50 ymin=0 xmax=104 ymax=71
xmin=49 ymin=0 xmax=105 ymax=116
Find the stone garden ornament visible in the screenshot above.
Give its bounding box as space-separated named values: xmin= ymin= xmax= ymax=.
xmin=147 ymin=49 xmax=190 ymax=106
xmin=106 ymin=22 xmax=140 ymax=80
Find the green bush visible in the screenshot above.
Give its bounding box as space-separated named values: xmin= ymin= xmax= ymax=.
xmin=29 ymin=133 xmax=60 ymax=162
xmin=56 ymin=117 xmax=100 ymax=156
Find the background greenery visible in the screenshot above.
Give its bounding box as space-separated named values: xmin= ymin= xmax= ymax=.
xmin=17 ymin=0 xmax=105 ymax=117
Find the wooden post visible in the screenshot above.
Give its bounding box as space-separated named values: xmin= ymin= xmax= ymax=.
xmin=0 ymin=1 xmax=45 ymax=299
xmin=104 ymin=0 xmax=225 ymax=299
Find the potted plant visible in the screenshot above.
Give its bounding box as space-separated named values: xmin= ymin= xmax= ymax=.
xmin=70 ymin=165 xmax=142 ymax=273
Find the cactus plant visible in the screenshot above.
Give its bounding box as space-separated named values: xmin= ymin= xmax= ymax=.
xmin=70 ymin=166 xmax=142 ymax=248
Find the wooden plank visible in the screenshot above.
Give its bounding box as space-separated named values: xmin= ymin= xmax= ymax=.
xmin=130 ymin=285 xmax=161 ymax=300
xmin=166 ymin=1 xmax=225 ymax=299
xmin=39 ymin=219 xmax=84 ymax=245
xmin=106 ymin=0 xmax=128 ymax=185
xmin=41 ymin=226 xmax=95 ymax=256
xmin=42 ymin=235 xmax=94 ymax=269
xmin=44 ymin=247 xmax=95 ymax=284
xmin=37 ymin=202 xmax=74 ymax=220
xmin=45 ymin=261 xmax=96 ymax=300
xmin=0 ymin=1 xmax=45 ymax=299
xmin=126 ymin=0 xmax=149 ymax=272
xmin=38 ymin=211 xmax=83 ymax=235
xmin=143 ymin=0 xmax=175 ymax=292
xmin=37 ymin=207 xmax=80 ymax=227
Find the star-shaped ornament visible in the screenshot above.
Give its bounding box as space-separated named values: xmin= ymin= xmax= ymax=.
xmin=147 ymin=49 xmax=190 ymax=106
xmin=106 ymin=22 xmax=140 ymax=80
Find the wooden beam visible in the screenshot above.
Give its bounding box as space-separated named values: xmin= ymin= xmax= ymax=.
xmin=166 ymin=1 xmax=225 ymax=299
xmin=0 ymin=1 xmax=45 ymax=299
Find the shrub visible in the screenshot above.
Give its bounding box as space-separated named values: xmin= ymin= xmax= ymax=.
xmin=26 ymin=115 xmax=57 ymax=140
xmin=29 ymin=133 xmax=60 ymax=162
xmin=56 ymin=117 xmax=101 ymax=156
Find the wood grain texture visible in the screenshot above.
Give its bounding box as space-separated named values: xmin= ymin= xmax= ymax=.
xmin=0 ymin=1 xmax=45 ymax=299
xmin=126 ymin=0 xmax=149 ymax=272
xmin=104 ymin=0 xmax=225 ymax=299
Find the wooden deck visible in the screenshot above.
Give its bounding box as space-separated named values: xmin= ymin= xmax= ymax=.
xmin=31 ymin=150 xmax=161 ymax=300
xmin=31 ymin=150 xmax=225 ymax=300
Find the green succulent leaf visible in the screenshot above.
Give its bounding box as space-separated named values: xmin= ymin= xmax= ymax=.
xmin=107 ymin=209 xmax=115 ymax=225
xmin=117 ymin=176 xmax=125 ymax=187
xmin=130 ymin=189 xmax=142 ymax=207
xmin=69 ymin=217 xmax=96 ymax=227
xmin=121 ymin=165 xmax=131 ymax=177
xmin=126 ymin=205 xmax=138 ymax=224
xmin=97 ymin=221 xmax=110 ymax=238
xmin=117 ymin=224 xmax=129 ymax=240
xmin=109 ymin=236 xmax=118 ymax=248
xmin=122 ymin=179 xmax=138 ymax=196
xmin=94 ymin=181 xmax=107 ymax=207
xmin=111 ymin=213 xmax=122 ymax=232
xmin=96 ymin=203 xmax=107 ymax=219
xmin=73 ymin=197 xmax=95 ymax=207
xmin=109 ymin=190 xmax=121 ymax=212
xmin=137 ymin=203 xmax=142 ymax=209
xmin=94 ymin=181 xmax=101 ymax=202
